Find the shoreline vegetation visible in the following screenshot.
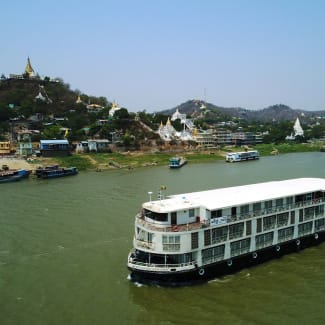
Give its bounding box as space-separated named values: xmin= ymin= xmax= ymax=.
xmin=0 ymin=142 xmax=323 ymax=172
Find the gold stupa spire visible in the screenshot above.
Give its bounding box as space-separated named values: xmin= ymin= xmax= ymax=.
xmin=25 ymin=57 xmax=35 ymax=77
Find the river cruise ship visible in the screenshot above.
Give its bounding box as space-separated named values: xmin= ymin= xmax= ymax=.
xmin=226 ymin=150 xmax=259 ymax=162
xmin=127 ymin=178 xmax=325 ymax=286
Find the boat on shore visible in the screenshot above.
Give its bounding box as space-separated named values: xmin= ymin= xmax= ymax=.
xmin=127 ymin=178 xmax=325 ymax=286
xmin=0 ymin=168 xmax=31 ymax=183
xmin=35 ymin=165 xmax=78 ymax=179
xmin=226 ymin=150 xmax=259 ymax=162
xmin=169 ymin=156 xmax=187 ymax=169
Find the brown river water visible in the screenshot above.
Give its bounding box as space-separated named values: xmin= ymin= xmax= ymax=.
xmin=1 ymin=152 xmax=325 ymax=325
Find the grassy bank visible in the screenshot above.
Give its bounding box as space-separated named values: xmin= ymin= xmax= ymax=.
xmin=30 ymin=142 xmax=323 ymax=171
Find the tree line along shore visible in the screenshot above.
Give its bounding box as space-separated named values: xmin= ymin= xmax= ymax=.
xmin=1 ymin=142 xmax=323 ymax=172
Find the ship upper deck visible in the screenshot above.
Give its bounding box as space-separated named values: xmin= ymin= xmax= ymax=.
xmin=143 ymin=178 xmax=325 ymax=213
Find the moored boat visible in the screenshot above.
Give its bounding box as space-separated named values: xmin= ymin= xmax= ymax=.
xmin=36 ymin=166 xmax=78 ymax=179
xmin=34 ymin=165 xmax=59 ymax=177
xmin=0 ymin=168 xmax=31 ymax=184
xmin=127 ymin=178 xmax=325 ymax=286
xmin=226 ymin=150 xmax=259 ymax=162
xmin=169 ymin=156 xmax=187 ymax=168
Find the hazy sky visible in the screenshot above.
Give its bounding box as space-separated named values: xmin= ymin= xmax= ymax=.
xmin=1 ymin=0 xmax=324 ymax=112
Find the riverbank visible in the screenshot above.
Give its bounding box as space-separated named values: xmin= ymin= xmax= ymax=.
xmin=1 ymin=142 xmax=323 ymax=172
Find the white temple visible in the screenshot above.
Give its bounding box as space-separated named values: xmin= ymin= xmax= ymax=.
xmin=286 ymin=117 xmax=304 ymax=140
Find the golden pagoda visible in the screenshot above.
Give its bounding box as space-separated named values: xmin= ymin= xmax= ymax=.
xmin=24 ymin=57 xmax=35 ymax=77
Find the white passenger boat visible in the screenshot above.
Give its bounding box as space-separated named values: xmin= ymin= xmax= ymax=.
xmin=226 ymin=150 xmax=259 ymax=162
xmin=127 ymin=178 xmax=325 ymax=286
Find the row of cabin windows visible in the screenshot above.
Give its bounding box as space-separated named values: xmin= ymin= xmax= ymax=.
xmin=203 ymin=220 xmax=325 ymax=263
xmin=210 ymin=193 xmax=324 ymax=218
xmin=161 ymin=218 xmax=325 ymax=253
xmin=204 ymin=215 xmax=325 ymax=247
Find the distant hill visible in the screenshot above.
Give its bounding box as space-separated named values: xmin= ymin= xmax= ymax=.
xmin=159 ymin=100 xmax=325 ymax=122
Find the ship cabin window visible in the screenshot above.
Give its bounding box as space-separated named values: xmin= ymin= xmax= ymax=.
xmin=287 ymin=197 xmax=293 ymax=206
xmin=277 ymin=212 xmax=289 ymax=227
xmin=231 ymin=207 xmax=237 ymax=216
xmin=315 ymin=218 xmax=325 ymax=231
xmin=276 ymin=198 xmax=283 ymax=208
xmin=265 ymin=200 xmax=273 ymax=211
xmin=253 ymin=202 xmax=262 ymax=214
xmin=256 ymin=218 xmax=262 ymax=233
xmin=230 ymin=238 xmax=250 ymax=257
xmin=143 ymin=209 xmax=168 ymax=222
xmin=191 ymin=232 xmax=199 ymax=249
xmin=162 ymin=235 xmax=180 ymax=251
xmin=189 ymin=209 xmax=195 ymax=218
xmin=256 ymin=232 xmax=274 ymax=249
xmin=290 ymin=211 xmax=295 ymax=224
xmin=263 ymin=215 xmax=276 ymax=231
xmin=278 ymin=226 xmax=294 ymax=242
xmin=314 ymin=191 xmax=324 ymax=200
xmin=295 ymin=193 xmax=312 ymax=204
xmin=229 ymin=222 xmax=244 ymax=240
xmin=240 ymin=205 xmax=249 ymax=215
xmin=299 ymin=209 xmax=304 ymax=222
xmin=304 ymin=207 xmax=315 ymax=221
xmin=246 ymin=220 xmax=251 ymax=235
xmin=202 ymin=245 xmax=225 ymax=264
xmin=298 ymin=221 xmax=313 ymax=236
xmin=211 ymin=209 xmax=222 ymax=218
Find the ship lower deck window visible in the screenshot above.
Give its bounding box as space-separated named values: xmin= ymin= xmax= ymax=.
xmin=230 ymin=238 xmax=250 ymax=257
xmin=315 ymin=218 xmax=325 ymax=231
xmin=304 ymin=207 xmax=315 ymax=221
xmin=298 ymin=221 xmax=313 ymax=236
xmin=162 ymin=235 xmax=180 ymax=251
xmin=256 ymin=232 xmax=274 ymax=249
xmin=278 ymin=226 xmax=294 ymax=242
xmin=202 ymin=245 xmax=225 ymax=264
xmin=315 ymin=205 xmax=324 ymax=217
xmin=229 ymin=223 xmax=244 ymax=240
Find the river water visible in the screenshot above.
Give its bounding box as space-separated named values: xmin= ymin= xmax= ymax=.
xmin=1 ymin=152 xmax=325 ymax=325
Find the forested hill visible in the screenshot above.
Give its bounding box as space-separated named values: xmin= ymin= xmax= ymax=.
xmin=159 ymin=100 xmax=325 ymax=122
xmin=0 ymin=78 xmax=109 ymax=117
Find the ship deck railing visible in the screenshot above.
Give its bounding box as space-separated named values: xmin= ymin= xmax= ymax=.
xmin=136 ymin=197 xmax=325 ymax=232
xmin=128 ymin=258 xmax=196 ymax=272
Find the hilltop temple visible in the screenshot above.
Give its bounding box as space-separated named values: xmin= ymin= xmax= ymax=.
xmin=9 ymin=57 xmax=37 ymax=79
xmin=24 ymin=57 xmax=35 ymax=77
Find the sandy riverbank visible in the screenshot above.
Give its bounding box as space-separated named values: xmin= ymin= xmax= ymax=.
xmin=0 ymin=157 xmax=33 ymax=170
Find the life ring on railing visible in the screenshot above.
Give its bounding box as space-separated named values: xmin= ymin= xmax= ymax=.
xmin=315 ymin=233 xmax=319 ymax=240
xmin=296 ymin=239 xmax=300 ymax=246
xmin=275 ymin=245 xmax=280 ymax=252
xmin=172 ymin=225 xmax=179 ymax=232
xmin=252 ymin=252 xmax=258 ymax=259
xmin=198 ymin=268 xmax=205 ymax=276
xmin=227 ymin=259 xmax=232 ymax=267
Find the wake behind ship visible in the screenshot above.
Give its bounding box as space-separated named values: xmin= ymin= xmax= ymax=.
xmin=127 ymin=178 xmax=325 ymax=286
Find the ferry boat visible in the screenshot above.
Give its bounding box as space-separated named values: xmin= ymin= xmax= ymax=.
xmin=127 ymin=178 xmax=325 ymax=286
xmin=169 ymin=156 xmax=187 ymax=169
xmin=225 ymin=150 xmax=259 ymax=162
